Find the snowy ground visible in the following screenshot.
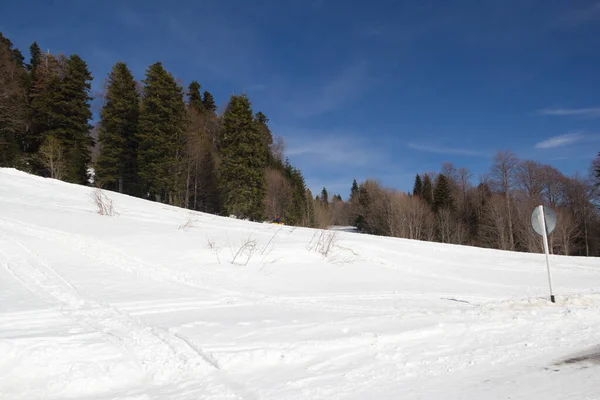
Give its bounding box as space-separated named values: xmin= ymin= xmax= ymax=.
xmin=1 ymin=168 xmax=599 ymax=400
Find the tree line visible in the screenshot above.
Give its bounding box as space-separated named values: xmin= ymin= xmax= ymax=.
xmin=1 ymin=32 xmax=599 ymax=255
xmin=0 ymin=32 xmax=312 ymax=225
xmin=315 ymin=151 xmax=600 ymax=257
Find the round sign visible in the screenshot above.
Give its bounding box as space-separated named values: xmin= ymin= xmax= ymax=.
xmin=531 ymin=206 xmax=557 ymax=236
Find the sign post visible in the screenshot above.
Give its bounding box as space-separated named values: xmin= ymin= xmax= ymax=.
xmin=531 ymin=205 xmax=557 ymax=303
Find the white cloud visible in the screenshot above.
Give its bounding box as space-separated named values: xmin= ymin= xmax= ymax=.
xmin=407 ymin=143 xmax=489 ymax=157
xmin=535 ymin=133 xmax=584 ymax=149
xmin=538 ymin=107 xmax=600 ymax=117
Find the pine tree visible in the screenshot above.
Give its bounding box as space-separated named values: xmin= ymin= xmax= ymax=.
xmin=57 ymin=55 xmax=94 ymax=184
xmin=219 ymin=94 xmax=266 ymax=220
xmin=202 ymin=91 xmax=217 ymax=113
xmin=0 ymin=34 xmax=28 ymax=167
xmin=433 ymin=173 xmax=454 ymax=212
xmin=422 ymin=174 xmax=433 ymax=207
xmin=28 ymin=42 xmax=42 ymax=72
xmin=254 ymin=111 xmax=273 ymax=164
xmin=321 ymin=187 xmax=329 ymax=205
xmin=284 ymin=158 xmax=308 ymax=225
xmin=594 ymin=152 xmax=600 ymax=183
xmin=96 ymin=62 xmax=140 ymax=194
xmin=32 ymin=54 xmax=93 ymax=183
xmin=28 ymin=52 xmax=61 ymax=160
xmin=137 ymin=62 xmax=186 ymax=203
xmin=350 ymin=179 xmax=359 ymax=200
xmin=187 ymin=81 xmax=204 ymax=112
xmin=413 ymin=174 xmax=423 ymax=197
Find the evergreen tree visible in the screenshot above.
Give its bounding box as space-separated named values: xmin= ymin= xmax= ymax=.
xmin=32 ymin=54 xmax=93 ymax=183
xmin=58 ymin=55 xmax=94 ymax=184
xmin=28 ymin=52 xmax=61 ymax=160
xmin=594 ymin=152 xmax=600 ymax=183
xmin=321 ymin=187 xmax=329 ymax=205
xmin=0 ymin=34 xmax=28 ymax=167
xmin=202 ymin=91 xmax=217 ymax=113
xmin=350 ymin=179 xmax=359 ymax=201
xmin=254 ymin=111 xmax=273 ymax=164
xmin=28 ymin=42 xmax=42 ymax=72
xmin=219 ymin=94 xmax=266 ymax=220
xmin=284 ymin=158 xmax=308 ymax=225
xmin=433 ymin=173 xmax=454 ymax=212
xmin=187 ymin=81 xmax=204 ymax=112
xmin=137 ymin=62 xmax=186 ymax=203
xmin=422 ymin=174 xmax=433 ymax=207
xmin=96 ymin=62 xmax=140 ymax=194
xmin=413 ymin=174 xmax=423 ymax=197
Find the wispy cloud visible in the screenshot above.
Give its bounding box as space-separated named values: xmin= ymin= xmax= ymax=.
xmin=407 ymin=142 xmax=490 ymax=157
xmin=535 ymin=133 xmax=584 ymax=149
xmin=282 ymin=61 xmax=373 ymax=118
xmin=286 ymin=133 xmax=381 ymax=166
xmin=539 ymin=107 xmax=600 ymax=117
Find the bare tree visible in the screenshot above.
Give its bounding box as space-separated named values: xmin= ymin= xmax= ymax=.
xmin=265 ymin=167 xmax=292 ymax=220
xmin=479 ymin=194 xmax=511 ymax=250
xmin=516 ymin=160 xmax=545 ymax=200
xmin=563 ymin=175 xmax=597 ymax=256
xmin=457 ymin=167 xmax=473 ymax=207
xmin=39 ymin=136 xmax=65 ymax=179
xmin=270 ymin=135 xmax=286 ymax=163
xmin=490 ymin=150 xmax=520 ymax=251
xmin=399 ymin=195 xmax=434 ymax=240
xmin=554 ymin=208 xmax=579 ymax=256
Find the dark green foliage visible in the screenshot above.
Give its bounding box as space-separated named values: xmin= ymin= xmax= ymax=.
xmin=56 ymin=55 xmax=94 ymax=184
xmin=219 ymin=94 xmax=266 ymax=220
xmin=433 ymin=173 xmax=454 ymax=212
xmin=594 ymin=152 xmax=600 ymax=184
xmin=96 ymin=62 xmax=140 ymax=194
xmin=255 ymin=111 xmax=274 ymax=164
xmin=421 ymin=174 xmax=433 ymax=207
xmin=187 ymin=81 xmax=204 ymax=112
xmin=137 ymin=62 xmax=186 ymax=202
xmin=0 ymin=33 xmax=28 ymax=167
xmin=195 ymin=148 xmax=221 ymax=214
xmin=28 ymin=42 xmax=42 ymax=72
xmin=202 ymin=91 xmax=217 ymax=113
xmin=355 ymin=183 xmax=370 ymax=232
xmin=413 ymin=174 xmax=423 ymax=197
xmin=350 ymin=179 xmax=359 ymax=200
xmin=284 ymin=158 xmax=309 ymax=225
xmin=29 ymin=54 xmax=93 ymax=183
xmin=320 ymin=187 xmax=329 ymax=205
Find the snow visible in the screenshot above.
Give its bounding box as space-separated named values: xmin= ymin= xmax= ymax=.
xmin=0 ymin=167 xmax=599 ymax=400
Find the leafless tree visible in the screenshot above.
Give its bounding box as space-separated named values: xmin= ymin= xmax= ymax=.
xmin=270 ymin=135 xmax=286 ymax=163
xmin=265 ymin=167 xmax=292 ymax=220
xmin=399 ymin=195 xmax=434 ymax=240
xmin=457 ymin=167 xmax=473 ymax=206
xmin=490 ymin=150 xmax=520 ymax=250
xmin=516 ymin=160 xmax=545 ymax=200
xmin=554 ymin=208 xmax=579 ymax=256
xmin=39 ymin=136 xmax=65 ymax=179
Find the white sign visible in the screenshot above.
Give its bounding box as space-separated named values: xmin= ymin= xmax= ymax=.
xmin=531 ymin=206 xmax=556 ymax=236
xmin=531 ymin=205 xmax=556 ymax=303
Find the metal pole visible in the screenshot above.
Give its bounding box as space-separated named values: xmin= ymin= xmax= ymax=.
xmin=539 ymin=205 xmax=555 ymax=303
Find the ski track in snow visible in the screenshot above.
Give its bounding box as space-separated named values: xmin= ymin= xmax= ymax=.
xmin=0 ymin=228 xmax=257 ymax=399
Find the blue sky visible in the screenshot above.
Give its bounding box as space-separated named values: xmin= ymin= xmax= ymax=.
xmin=2 ymin=0 xmax=600 ymax=197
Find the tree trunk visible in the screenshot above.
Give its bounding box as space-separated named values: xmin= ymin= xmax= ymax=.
xmin=505 ymin=191 xmax=515 ymax=251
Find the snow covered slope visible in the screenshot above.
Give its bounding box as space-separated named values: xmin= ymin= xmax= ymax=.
xmin=1 ymin=167 xmax=599 ymax=400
